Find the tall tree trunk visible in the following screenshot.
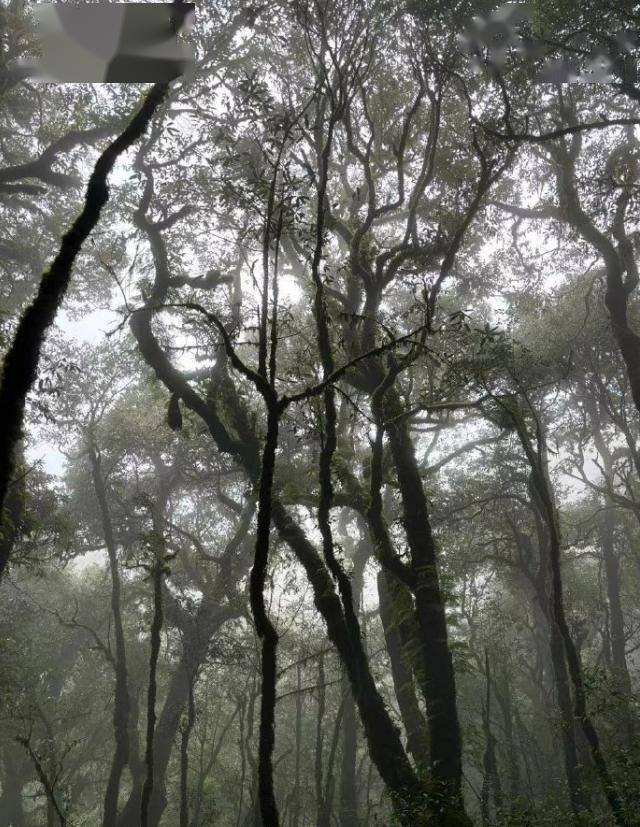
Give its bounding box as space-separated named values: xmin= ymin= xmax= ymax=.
xmin=365 ymin=358 xmax=468 ymax=822
xmin=89 ymin=444 xmax=131 ymax=827
xmin=315 ymin=652 xmax=328 ymax=827
xmin=549 ymin=593 xmax=588 ymax=816
xmin=234 ymin=695 xmax=248 ymax=827
xmin=377 ymin=570 xmax=430 ymax=767
xmin=140 ymin=531 xmax=166 ymax=827
xmin=0 ymin=743 xmax=27 ymax=827
xmin=585 ymin=398 xmax=635 ymax=740
xmin=481 ymin=652 xmax=503 ymax=824
xmin=493 ymin=672 xmax=521 ymax=802
xmin=512 ymin=513 xmax=589 ymax=814
xmin=321 ymin=692 xmax=344 ymax=827
xmin=292 ymin=663 xmax=303 ymax=827
xmin=242 ymin=681 xmax=260 ymax=827
xmin=179 ymin=673 xmax=196 ymax=827
xmin=599 ymin=510 xmax=634 ymax=744
xmin=251 ymin=402 xmax=282 ymax=827
xmin=385 ymin=401 xmax=464 ymax=811
xmin=117 ymin=680 xmax=146 ymax=827
xmin=337 ymin=541 xmax=369 ymax=827
xmin=510 ymin=406 xmax=627 ymax=825
xmin=0 ymin=442 xmax=24 ymax=581
xmin=339 ymin=665 xmax=358 ymax=827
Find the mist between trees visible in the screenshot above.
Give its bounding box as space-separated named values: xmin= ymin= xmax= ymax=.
xmin=1 ymin=1 xmax=640 ymax=825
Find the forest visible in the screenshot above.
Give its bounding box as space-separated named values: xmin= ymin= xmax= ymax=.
xmin=1 ymin=1 xmax=640 ymax=825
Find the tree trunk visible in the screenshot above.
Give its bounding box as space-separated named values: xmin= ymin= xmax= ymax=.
xmin=321 ymin=693 xmax=343 ymax=827
xmin=549 ymin=597 xmax=588 ymax=816
xmin=117 ymin=679 xmax=146 ymax=827
xmin=292 ymin=664 xmax=302 ymax=827
xmin=512 ymin=408 xmax=627 ymax=825
xmin=270 ymin=505 xmax=424 ymax=822
xmin=315 ymin=652 xmax=328 ymax=827
xmin=385 ymin=402 xmax=465 ymax=812
xmin=89 ymin=444 xmax=131 ymax=827
xmin=0 ymin=743 xmax=27 ymax=827
xmin=140 ymin=556 xmax=164 ymax=827
xmin=339 ymin=665 xmax=358 ymax=827
xmin=481 ymin=652 xmax=503 ymax=823
xmin=337 ymin=539 xmax=369 ymax=827
xmin=512 ymin=514 xmax=588 ymax=814
xmin=586 ymin=397 xmax=635 ymax=739
xmin=233 ymin=693 xmax=249 ymax=827
xmin=599 ymin=510 xmax=634 ymax=744
xmin=377 ymin=570 xmax=430 ymax=767
xmin=251 ymin=403 xmax=282 ymax=827
xmin=0 ymin=442 xmax=24 ymax=581
xmin=242 ymin=681 xmax=260 ymax=827
xmin=180 ymin=674 xmax=196 ymax=827
xmin=493 ymin=673 xmax=521 ymax=802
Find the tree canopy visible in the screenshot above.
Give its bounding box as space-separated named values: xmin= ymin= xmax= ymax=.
xmin=1 ymin=2 xmax=640 ymax=826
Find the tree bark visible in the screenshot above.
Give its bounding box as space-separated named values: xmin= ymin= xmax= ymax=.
xmin=292 ymin=664 xmax=302 ymax=827
xmin=179 ymin=674 xmax=196 ymax=827
xmin=377 ymin=570 xmax=430 ymax=767
xmin=585 ymin=398 xmax=635 ymax=739
xmin=0 ymin=442 xmax=24 ymax=580
xmin=549 ymin=590 xmax=588 ymax=816
xmin=511 ymin=406 xmax=627 ymax=825
xmin=512 ymin=504 xmax=588 ymax=814
xmin=337 ymin=538 xmax=369 ymax=827
xmin=315 ymin=652 xmax=328 ymax=827
xmin=339 ymin=664 xmax=359 ymax=827
xmin=599 ymin=510 xmax=634 ymax=744
xmin=140 ymin=554 xmax=165 ymax=827
xmin=252 ymin=403 xmax=282 ymax=827
xmin=385 ymin=397 xmax=465 ymax=811
xmin=480 ymin=652 xmax=503 ymax=824
xmin=321 ymin=693 xmax=343 ymax=827
xmin=89 ymin=444 xmax=131 ymax=827
xmin=493 ymin=673 xmax=521 ymax=802
xmin=0 ymin=743 xmax=27 ymax=827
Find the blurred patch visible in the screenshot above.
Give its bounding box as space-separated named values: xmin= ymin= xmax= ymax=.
xmin=18 ymin=2 xmax=195 ymax=83
xmin=457 ymin=2 xmax=638 ymax=85
xmin=457 ymin=2 xmax=537 ymax=72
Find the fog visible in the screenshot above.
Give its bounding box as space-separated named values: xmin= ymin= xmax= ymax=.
xmin=1 ymin=2 xmax=640 ymax=826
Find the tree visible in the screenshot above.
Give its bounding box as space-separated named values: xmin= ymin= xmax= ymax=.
xmin=3 ymin=1 xmax=640 ymax=825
